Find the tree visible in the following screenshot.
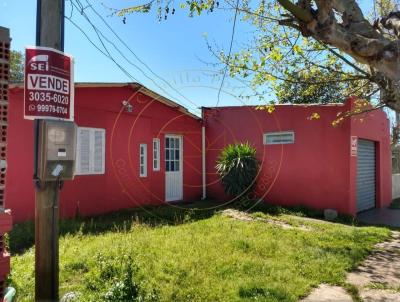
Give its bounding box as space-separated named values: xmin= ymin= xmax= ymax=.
xmin=10 ymin=50 xmax=24 ymax=83
xmin=274 ymin=68 xmax=359 ymax=104
xmin=116 ymin=0 xmax=400 ymax=112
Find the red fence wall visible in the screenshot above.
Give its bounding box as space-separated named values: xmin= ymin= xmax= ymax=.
xmin=203 ymin=99 xmax=391 ymax=215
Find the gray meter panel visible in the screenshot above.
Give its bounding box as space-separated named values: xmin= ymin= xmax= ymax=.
xmin=38 ymin=120 xmax=77 ymax=181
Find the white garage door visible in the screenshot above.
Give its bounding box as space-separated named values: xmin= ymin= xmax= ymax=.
xmin=357 ymin=139 xmax=376 ymax=212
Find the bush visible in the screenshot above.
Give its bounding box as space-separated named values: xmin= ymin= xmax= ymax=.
xmin=216 ymin=142 xmax=259 ymax=197
xmin=81 ymin=254 xmax=159 ymax=302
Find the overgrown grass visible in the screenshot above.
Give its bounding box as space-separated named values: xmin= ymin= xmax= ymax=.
xmin=9 ymin=203 xmax=390 ymax=302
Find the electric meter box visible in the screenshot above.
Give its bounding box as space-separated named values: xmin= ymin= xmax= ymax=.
xmin=37 ymin=120 xmax=77 ymax=181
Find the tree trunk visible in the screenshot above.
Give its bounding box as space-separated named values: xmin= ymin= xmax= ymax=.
xmin=277 ymin=0 xmax=400 ymax=111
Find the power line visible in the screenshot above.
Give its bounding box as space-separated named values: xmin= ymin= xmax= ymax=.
xmin=65 ymin=15 xmax=141 ymax=83
xmin=83 ymin=0 xmax=201 ymax=111
xmin=69 ymin=0 xmax=201 ymax=114
xmin=216 ymin=0 xmax=240 ymax=107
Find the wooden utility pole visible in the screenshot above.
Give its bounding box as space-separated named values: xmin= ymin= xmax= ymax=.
xmin=35 ymin=0 xmax=65 ymax=301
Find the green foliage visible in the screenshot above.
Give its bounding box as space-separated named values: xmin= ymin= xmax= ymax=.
xmin=375 ymin=0 xmax=398 ymax=16
xmin=216 ymin=142 xmax=259 ymax=197
xmin=9 ymin=204 xmax=390 ymax=302
xmin=10 ymin=50 xmax=24 ymax=83
xmin=273 ymin=67 xmax=370 ymax=104
xmin=116 ymin=0 xmax=388 ymax=105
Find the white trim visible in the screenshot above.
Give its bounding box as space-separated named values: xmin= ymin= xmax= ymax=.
xmin=140 ymin=143 xmax=147 ymax=177
xmin=263 ymin=131 xmax=295 ymax=145
xmin=152 ymin=138 xmax=160 ymax=171
xmin=202 ymin=126 xmax=206 ymax=200
xmin=25 ymin=45 xmax=74 ymax=57
xmin=76 ymin=127 xmax=106 ymax=175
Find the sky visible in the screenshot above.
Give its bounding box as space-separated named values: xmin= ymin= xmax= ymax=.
xmin=0 ymin=0 xmax=258 ymax=116
xmin=0 ymin=1 xmax=390 ymax=118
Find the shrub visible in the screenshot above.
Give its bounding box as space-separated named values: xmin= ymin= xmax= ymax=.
xmin=216 ymin=142 xmax=259 ymax=197
xmin=82 ymin=254 xmax=159 ymax=302
xmin=103 ymin=261 xmax=140 ymax=301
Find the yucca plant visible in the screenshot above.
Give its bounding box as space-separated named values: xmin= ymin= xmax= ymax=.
xmin=216 ymin=142 xmax=259 ymax=197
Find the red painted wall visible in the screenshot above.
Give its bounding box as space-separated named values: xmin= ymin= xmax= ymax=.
xmin=347 ymin=98 xmax=392 ymax=214
xmin=203 ymin=99 xmax=391 ymax=215
xmin=6 ymin=85 xmax=202 ymax=223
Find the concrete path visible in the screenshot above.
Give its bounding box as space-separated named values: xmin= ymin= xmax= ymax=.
xmin=301 ymin=285 xmax=353 ymax=302
xmin=301 ymin=232 xmax=400 ymax=302
xmin=358 ymin=208 xmax=400 ymax=227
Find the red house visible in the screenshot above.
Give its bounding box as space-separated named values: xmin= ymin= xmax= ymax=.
xmin=203 ymin=99 xmax=392 ymax=215
xmin=5 ymin=83 xmax=392 ymax=222
xmin=7 ymin=83 xmax=203 ymax=223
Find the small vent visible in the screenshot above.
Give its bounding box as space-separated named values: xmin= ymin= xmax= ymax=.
xmin=263 ymin=131 xmax=295 ymax=145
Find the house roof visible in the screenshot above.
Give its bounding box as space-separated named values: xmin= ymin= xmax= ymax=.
xmin=201 ymin=103 xmax=345 ymax=110
xmin=9 ymin=82 xmax=200 ymax=120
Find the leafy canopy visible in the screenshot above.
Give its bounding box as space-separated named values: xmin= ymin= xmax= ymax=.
xmin=115 ymin=0 xmax=400 ymax=111
xmin=10 ymin=50 xmax=24 ymax=83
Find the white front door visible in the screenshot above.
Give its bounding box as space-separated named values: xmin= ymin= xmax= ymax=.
xmin=165 ymin=135 xmax=183 ymax=202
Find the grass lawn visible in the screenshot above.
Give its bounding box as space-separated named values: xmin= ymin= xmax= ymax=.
xmin=8 ymin=204 xmax=390 ymax=302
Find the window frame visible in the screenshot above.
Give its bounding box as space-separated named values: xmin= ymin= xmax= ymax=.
xmin=140 ymin=143 xmax=147 ymax=177
xmin=76 ymin=127 xmax=106 ymax=175
xmin=165 ymin=136 xmax=181 ymax=172
xmin=152 ymin=138 xmax=160 ymax=171
xmin=263 ymin=131 xmax=295 ymax=145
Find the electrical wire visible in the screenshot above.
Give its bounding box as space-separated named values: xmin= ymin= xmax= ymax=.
xmin=82 ymin=0 xmax=201 ymax=111
xmin=216 ymin=0 xmax=239 ymax=107
xmin=68 ymin=0 xmax=201 ymax=114
xmin=65 ymin=16 xmax=140 ymax=83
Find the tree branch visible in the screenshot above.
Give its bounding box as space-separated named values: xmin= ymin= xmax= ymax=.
xmin=276 ymin=0 xmax=313 ymax=22
xmin=324 ymin=46 xmax=371 ymax=77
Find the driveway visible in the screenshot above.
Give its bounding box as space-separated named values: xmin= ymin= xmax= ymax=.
xmin=358 ymin=208 xmax=400 ymax=227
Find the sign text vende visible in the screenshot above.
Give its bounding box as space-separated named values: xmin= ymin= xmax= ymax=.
xmin=24 ymin=46 xmax=74 ymax=121
xmin=27 ymin=74 xmax=70 ymax=94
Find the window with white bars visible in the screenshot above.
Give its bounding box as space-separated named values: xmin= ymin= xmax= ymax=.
xmin=263 ymin=131 xmax=295 ymax=145
xmin=76 ymin=127 xmax=105 ymax=175
xmin=140 ymin=144 xmax=147 ymax=177
xmin=153 ymin=138 xmax=160 ymax=171
xmin=165 ymin=136 xmax=181 ymax=172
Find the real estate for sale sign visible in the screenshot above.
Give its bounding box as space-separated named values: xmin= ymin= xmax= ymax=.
xmin=24 ymin=46 xmax=74 ymax=121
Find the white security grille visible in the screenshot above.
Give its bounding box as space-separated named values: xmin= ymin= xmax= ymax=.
xmin=76 ymin=127 xmax=105 ymax=175
xmin=139 ymin=144 xmax=147 ymax=177
xmin=153 ymin=138 xmax=160 ymax=171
